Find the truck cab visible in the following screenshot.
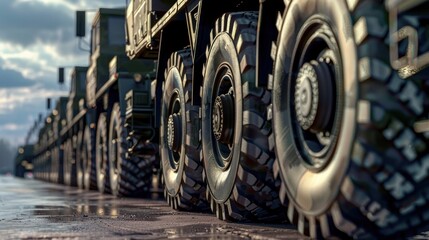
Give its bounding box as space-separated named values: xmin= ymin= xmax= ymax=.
xmin=66 ymin=67 xmax=88 ymax=125
xmin=86 ymin=8 xmax=127 ymax=109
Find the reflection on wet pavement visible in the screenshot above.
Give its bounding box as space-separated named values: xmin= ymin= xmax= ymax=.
xmin=0 ymin=175 xmax=306 ymax=239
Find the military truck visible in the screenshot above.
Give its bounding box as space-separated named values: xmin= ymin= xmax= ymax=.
xmin=17 ymin=114 xmax=46 ymax=179
xmin=50 ymin=97 xmax=68 ymax=184
xmin=31 ymin=8 xmax=157 ymax=197
xmin=124 ymin=0 xmax=429 ymax=238
xmin=61 ymin=66 xmax=88 ymax=187
xmin=54 ymin=8 xmax=157 ymax=196
xmin=33 ymin=111 xmax=55 ymax=182
xmin=14 ymin=145 xmax=34 ymax=178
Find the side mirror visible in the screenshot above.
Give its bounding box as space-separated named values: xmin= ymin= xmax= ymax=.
xmin=47 ymin=98 xmax=51 ymax=110
xmin=76 ymin=11 xmax=86 ymax=37
xmin=58 ymin=67 xmax=65 ymax=84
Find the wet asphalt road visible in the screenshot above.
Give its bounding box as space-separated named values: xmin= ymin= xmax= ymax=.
xmin=0 ymin=175 xmax=307 ymax=239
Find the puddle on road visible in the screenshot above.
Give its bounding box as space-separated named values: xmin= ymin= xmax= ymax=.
xmin=31 ymin=201 xmax=169 ymax=223
xmin=158 ymin=223 xmax=299 ymax=239
xmin=32 ymin=205 xmax=74 ymax=216
xmin=0 ymin=176 xmax=308 ymax=239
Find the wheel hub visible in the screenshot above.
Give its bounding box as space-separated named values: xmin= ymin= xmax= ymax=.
xmin=167 ymin=113 xmax=181 ymax=152
xmin=212 ymin=94 xmax=234 ymax=144
xmin=295 ymin=60 xmax=334 ymax=132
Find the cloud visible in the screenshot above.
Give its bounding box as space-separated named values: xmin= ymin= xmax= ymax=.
xmin=0 ymin=0 xmax=126 ymax=51
xmin=0 ymin=86 xmax=67 ymax=146
xmin=0 ymin=123 xmax=21 ymax=131
xmin=0 ymin=0 xmax=129 ymax=149
xmin=0 ymin=66 xmax=35 ymax=88
xmin=0 ymin=1 xmax=74 ymax=47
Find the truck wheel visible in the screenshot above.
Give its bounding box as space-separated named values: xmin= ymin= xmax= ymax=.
xmin=108 ymin=103 xmax=153 ymax=197
xmin=58 ymin=146 xmax=65 ymax=184
xmin=96 ymin=113 xmax=111 ymax=193
xmin=70 ymin=137 xmax=78 ymax=186
xmin=76 ymin=130 xmax=85 ymax=189
xmin=271 ymin=0 xmax=429 ymax=238
xmin=160 ymin=50 xmax=207 ymax=210
xmin=63 ymin=139 xmax=72 ymax=186
xmin=50 ymin=147 xmax=59 ymax=183
xmin=201 ymin=12 xmax=281 ymax=221
xmin=83 ymin=126 xmax=97 ymax=190
xmin=64 ymin=138 xmax=77 ymax=186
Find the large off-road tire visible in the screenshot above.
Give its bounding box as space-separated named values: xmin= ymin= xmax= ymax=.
xmin=96 ymin=113 xmax=111 ymax=194
xmin=63 ymin=139 xmax=73 ymax=186
xmin=76 ymin=130 xmax=85 ymax=189
xmin=64 ymin=138 xmax=77 ymax=187
xmin=70 ymin=137 xmax=78 ymax=187
xmin=160 ymin=50 xmax=207 ymax=210
xmin=271 ymin=0 xmax=429 ymax=238
xmin=108 ymin=103 xmax=153 ymax=197
xmin=83 ymin=125 xmax=97 ymax=190
xmin=50 ymin=147 xmax=59 ymax=183
xmin=201 ymin=12 xmax=282 ymax=221
xmin=58 ymin=146 xmax=65 ymax=184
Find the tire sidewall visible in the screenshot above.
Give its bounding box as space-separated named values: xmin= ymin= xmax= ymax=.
xmin=273 ymin=0 xmax=358 ymax=215
xmin=95 ymin=114 xmax=107 ymax=193
xmin=63 ymin=140 xmax=71 ymax=186
xmin=76 ymin=130 xmax=84 ymax=189
xmin=202 ymin=32 xmax=243 ymax=203
xmin=82 ymin=126 xmax=92 ymax=190
xmin=160 ymin=66 xmax=186 ymax=196
xmin=107 ymin=105 xmax=121 ymax=196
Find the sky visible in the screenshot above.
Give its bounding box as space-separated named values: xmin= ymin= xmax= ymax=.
xmin=0 ymin=0 xmax=128 ymax=149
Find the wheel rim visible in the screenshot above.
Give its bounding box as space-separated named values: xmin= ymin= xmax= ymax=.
xmin=161 ymin=65 xmax=186 ymax=196
xmin=83 ymin=139 xmax=90 ymax=188
xmin=289 ymin=19 xmax=343 ymax=171
xmin=65 ymin=141 xmax=71 ymax=185
xmin=110 ymin=116 xmax=120 ymax=192
xmin=211 ymin=64 xmax=235 ymax=171
xmin=96 ymin=119 xmax=106 ymax=191
xmin=77 ymin=133 xmax=84 ymax=188
xmin=166 ymin=92 xmax=182 ymax=172
xmin=83 ymin=127 xmax=93 ymax=189
xmin=99 ymin=137 xmax=105 ymax=181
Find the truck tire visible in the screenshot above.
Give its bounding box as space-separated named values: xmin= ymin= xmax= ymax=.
xmin=108 ymin=103 xmax=153 ymax=197
xmin=50 ymin=147 xmax=59 ymax=183
xmin=271 ymin=0 xmax=429 ymax=238
xmin=96 ymin=113 xmax=111 ymax=194
xmin=71 ymin=137 xmax=78 ymax=186
xmin=58 ymin=146 xmax=65 ymax=184
xmin=63 ymin=138 xmax=77 ymax=186
xmin=76 ymin=130 xmax=85 ymax=189
xmin=160 ymin=50 xmax=207 ymax=210
xmin=83 ymin=126 xmax=97 ymax=190
xmin=201 ymin=12 xmax=282 ymax=221
xmin=63 ymin=140 xmax=71 ymax=185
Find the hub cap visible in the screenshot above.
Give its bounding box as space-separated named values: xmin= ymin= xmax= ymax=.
xmin=212 ymin=94 xmax=234 ymax=144
xmin=287 ymin=20 xmax=343 ymax=170
xmin=167 ymin=113 xmax=182 ymax=152
xmin=295 ymin=60 xmax=334 ymax=132
xmin=165 ymin=91 xmax=182 ymax=172
xmin=211 ymin=65 xmax=235 ymax=169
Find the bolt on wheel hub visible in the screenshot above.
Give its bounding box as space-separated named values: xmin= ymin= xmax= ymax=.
xmin=295 ymin=60 xmax=334 ymax=133
xmin=167 ymin=114 xmax=181 ymax=152
xmin=212 ymin=94 xmax=234 ymax=144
